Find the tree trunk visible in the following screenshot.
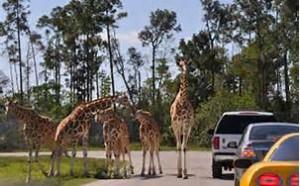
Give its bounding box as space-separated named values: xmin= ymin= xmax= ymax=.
xmin=106 ymin=23 xmax=116 ymax=97
xmin=283 ymin=51 xmax=291 ymax=117
xmin=96 ymin=70 xmax=99 ymax=98
xmin=152 ymin=45 xmax=156 ymax=104
xmin=30 ymin=39 xmax=39 ymax=86
xmin=26 ymin=45 xmax=30 ymax=101
xmin=14 ymin=62 xmax=19 ymax=91
xmin=9 ymin=62 xmax=15 ymax=93
xmin=16 ymin=0 xmax=23 ymax=104
xmin=55 ymin=38 xmax=61 ymax=104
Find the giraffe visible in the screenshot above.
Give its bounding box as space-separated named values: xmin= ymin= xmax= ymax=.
xmin=95 ymin=107 xmax=134 ymax=174
xmin=134 ymin=109 xmax=162 ymax=176
xmin=170 ymin=60 xmax=195 ymax=179
xmin=52 ymin=95 xmax=129 ymax=177
xmin=4 ymin=100 xmax=60 ymax=182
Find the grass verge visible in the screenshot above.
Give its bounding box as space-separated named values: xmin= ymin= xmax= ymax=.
xmin=0 ymin=156 xmax=129 ymax=186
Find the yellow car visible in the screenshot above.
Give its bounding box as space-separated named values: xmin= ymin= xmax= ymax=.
xmin=234 ymin=133 xmax=299 ymax=186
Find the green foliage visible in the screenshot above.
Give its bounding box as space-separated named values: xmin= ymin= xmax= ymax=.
xmin=94 ymin=162 xmax=130 ymax=179
xmin=192 ymin=88 xmax=258 ymax=147
xmin=0 ymin=156 xmax=107 ymax=185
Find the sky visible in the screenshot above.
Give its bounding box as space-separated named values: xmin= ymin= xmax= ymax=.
xmin=0 ymin=0 xmax=219 ymax=93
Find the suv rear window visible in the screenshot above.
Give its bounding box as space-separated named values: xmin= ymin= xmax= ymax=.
xmin=216 ymin=115 xmax=276 ymax=134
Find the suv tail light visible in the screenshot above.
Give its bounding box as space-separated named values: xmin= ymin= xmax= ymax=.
xmin=289 ymin=173 xmax=299 ymax=186
xmin=241 ymin=143 xmax=255 ymax=158
xmin=257 ymin=173 xmax=281 ymax=186
xmin=213 ymin=136 xmax=219 ymax=149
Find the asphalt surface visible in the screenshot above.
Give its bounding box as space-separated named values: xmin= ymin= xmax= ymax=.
xmin=0 ymin=151 xmax=234 ymax=186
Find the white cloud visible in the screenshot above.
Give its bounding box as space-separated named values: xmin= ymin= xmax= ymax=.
xmin=116 ymin=31 xmax=140 ymax=45
xmin=99 ymin=31 xmax=140 ymax=46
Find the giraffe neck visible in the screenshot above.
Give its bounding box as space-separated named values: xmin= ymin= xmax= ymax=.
xmin=83 ymin=96 xmax=120 ymax=115
xmin=179 ymin=66 xmax=188 ymax=100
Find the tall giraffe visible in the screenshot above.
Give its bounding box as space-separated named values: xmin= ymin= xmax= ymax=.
xmin=4 ymin=100 xmax=59 ymax=182
xmin=52 ymin=95 xmax=129 ymax=177
xmin=170 ymin=60 xmax=195 ymax=179
xmin=95 ymin=107 xmax=134 ymax=174
xmin=134 ymin=109 xmax=162 ymax=176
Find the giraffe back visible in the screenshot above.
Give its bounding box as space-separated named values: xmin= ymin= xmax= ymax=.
xmin=135 ymin=110 xmax=161 ymax=146
xmin=4 ymin=100 xmax=57 ymax=147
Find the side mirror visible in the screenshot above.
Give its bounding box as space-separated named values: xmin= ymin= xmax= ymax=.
xmin=228 ymin=141 xmax=238 ymax=148
xmin=233 ymin=159 xmax=252 ymax=169
xmin=207 ymin=129 xmax=214 ymax=136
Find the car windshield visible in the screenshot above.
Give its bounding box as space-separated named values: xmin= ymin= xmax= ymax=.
xmin=250 ymin=125 xmax=299 ymax=140
xmin=216 ymin=115 xmax=276 ymax=134
xmin=270 ymin=136 xmax=299 ymax=161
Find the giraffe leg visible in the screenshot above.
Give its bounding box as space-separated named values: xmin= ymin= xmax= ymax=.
xmin=147 ymin=148 xmax=152 ymax=175
xmin=175 ymin=132 xmax=182 ymax=178
xmin=55 ymin=146 xmax=62 ymax=176
xmin=126 ymin=146 xmax=134 ymax=174
xmin=48 ymin=150 xmax=55 ymax=176
xmin=26 ymin=147 xmax=33 ymax=183
xmin=140 ymin=146 xmax=146 ymax=176
xmin=150 ymin=146 xmax=156 ymax=175
xmin=34 ymin=147 xmax=39 ymax=162
xmin=114 ymin=150 xmax=120 ymax=174
xmin=82 ymin=138 xmax=89 ymax=177
xmin=182 ymin=128 xmax=191 ymax=179
xmin=70 ymin=146 xmax=76 ymax=176
xmin=155 ymin=146 xmax=163 ymax=174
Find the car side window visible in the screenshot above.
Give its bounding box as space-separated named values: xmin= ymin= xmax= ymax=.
xmin=270 ymin=136 xmax=299 ymax=161
xmin=238 ymin=127 xmax=248 ymax=146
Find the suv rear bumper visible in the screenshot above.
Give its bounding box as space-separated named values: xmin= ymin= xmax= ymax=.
xmin=213 ymin=152 xmax=235 ymax=168
xmin=213 ymin=152 xmax=236 ymax=161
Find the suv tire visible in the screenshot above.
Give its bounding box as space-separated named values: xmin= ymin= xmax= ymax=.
xmin=212 ymin=160 xmax=222 ymax=178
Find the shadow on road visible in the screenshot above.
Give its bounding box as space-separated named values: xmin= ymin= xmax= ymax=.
xmin=220 ymin=173 xmax=234 ymax=180
xmin=166 ymin=173 xmax=196 ymax=178
xmin=131 ymin=174 xmax=164 ymax=180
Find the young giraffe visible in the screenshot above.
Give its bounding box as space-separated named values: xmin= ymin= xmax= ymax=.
xmin=95 ymin=107 xmax=134 ymax=174
xmin=170 ymin=60 xmax=195 ymax=179
xmin=134 ymin=109 xmax=162 ymax=176
xmin=53 ymin=95 xmax=129 ymax=177
xmin=4 ymin=100 xmax=59 ymax=182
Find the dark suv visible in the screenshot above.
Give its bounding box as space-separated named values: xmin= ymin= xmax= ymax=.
xmin=208 ymin=111 xmax=276 ymax=178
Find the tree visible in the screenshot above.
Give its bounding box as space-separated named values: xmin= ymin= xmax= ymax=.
xmin=127 ymin=47 xmax=144 ymax=103
xmin=101 ymin=0 xmax=127 ymax=98
xmin=138 ymin=9 xmax=181 ymax=105
xmin=2 ymin=0 xmax=30 ymax=104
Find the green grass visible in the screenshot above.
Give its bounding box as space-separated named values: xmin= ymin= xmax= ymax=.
xmin=129 ymin=142 xmax=210 ymax=151
xmin=0 ymin=156 xmax=129 ymax=186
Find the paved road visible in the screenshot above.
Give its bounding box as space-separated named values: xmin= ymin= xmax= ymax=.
xmin=0 ymin=151 xmax=234 ymax=186
xmin=84 ymin=151 xmax=234 ymax=186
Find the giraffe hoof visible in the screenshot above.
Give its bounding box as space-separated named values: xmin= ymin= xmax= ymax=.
xmin=159 ymin=170 xmax=163 ymax=174
xmin=183 ymin=175 xmax=188 ymax=179
xmin=177 ymin=174 xmax=182 ymax=178
xmin=140 ymin=173 xmax=145 ymax=177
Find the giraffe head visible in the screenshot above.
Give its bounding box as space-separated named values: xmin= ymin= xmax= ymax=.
xmin=134 ymin=109 xmax=152 ymax=124
xmin=114 ymin=93 xmax=130 ymax=107
xmin=95 ymin=107 xmax=115 ymax=124
xmin=4 ymin=99 xmax=18 ymax=116
xmin=178 ymin=60 xmax=189 ymax=72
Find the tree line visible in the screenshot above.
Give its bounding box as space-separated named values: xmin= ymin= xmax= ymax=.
xmin=0 ymin=0 xmax=298 ymax=148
